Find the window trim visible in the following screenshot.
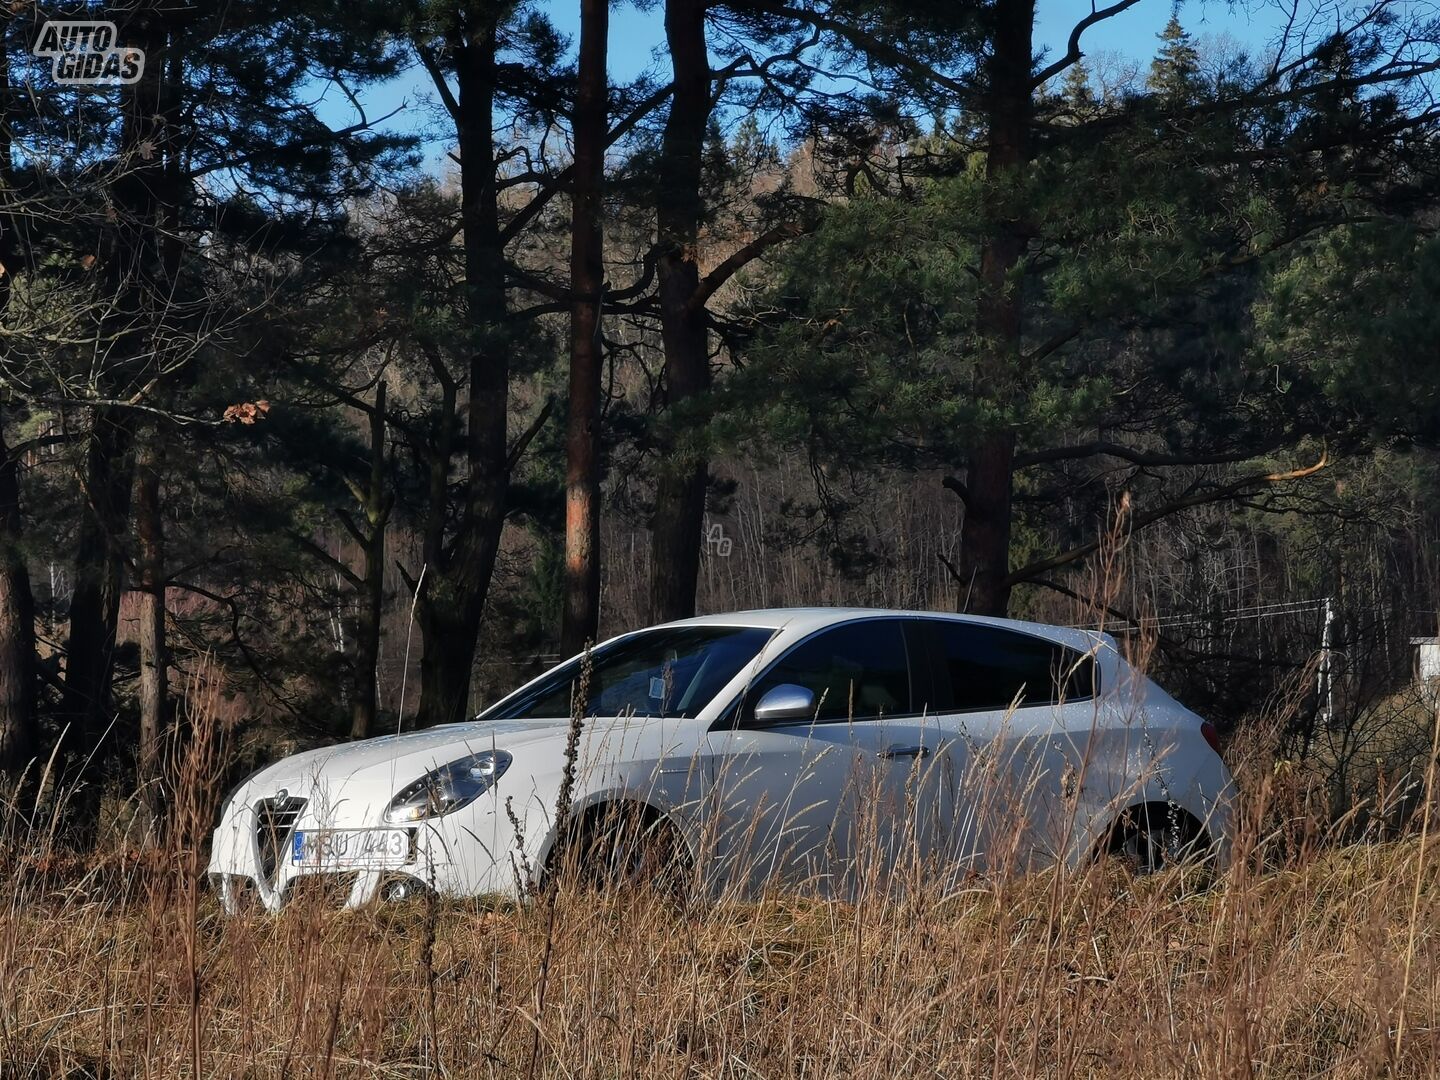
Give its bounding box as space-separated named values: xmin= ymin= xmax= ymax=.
xmin=911 ymin=616 xmax=1100 ymax=715
xmin=715 ymin=616 xmax=928 ymax=731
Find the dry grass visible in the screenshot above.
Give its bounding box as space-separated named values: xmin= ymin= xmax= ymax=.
xmin=5 ymin=636 xmax=1440 ymax=1078
xmin=2 ymin=801 xmax=1440 ymax=1078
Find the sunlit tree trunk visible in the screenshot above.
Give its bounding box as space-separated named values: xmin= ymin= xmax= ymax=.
xmin=561 ymin=0 xmax=609 ymax=654
xmin=134 ymin=428 xmax=166 ymax=817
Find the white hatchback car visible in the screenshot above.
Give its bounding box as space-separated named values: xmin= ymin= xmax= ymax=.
xmin=208 ymin=608 xmax=1235 ymax=911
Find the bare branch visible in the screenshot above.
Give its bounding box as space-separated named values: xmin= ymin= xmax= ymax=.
xmin=1032 ymin=0 xmax=1146 ymax=88
xmin=506 ymin=395 xmax=556 ymax=475
xmin=1014 ymin=441 xmax=1269 ymax=470
xmin=499 ymin=81 xmax=675 ymax=248
xmin=294 ymin=534 xmax=364 ymax=588
xmin=1003 ymin=452 xmax=1331 ymax=588
xmin=941 ymin=475 xmax=971 ymax=506
xmin=688 ymin=220 xmax=811 ymax=314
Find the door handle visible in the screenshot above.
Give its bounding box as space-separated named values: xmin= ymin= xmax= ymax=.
xmin=877 ymin=745 xmax=930 ymax=760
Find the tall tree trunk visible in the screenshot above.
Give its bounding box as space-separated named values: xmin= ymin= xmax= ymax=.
xmin=64 ymin=8 xmax=167 ymax=816
xmin=351 ymin=382 xmax=388 ymax=740
xmin=649 ymin=0 xmax=711 ymax=624
xmin=414 ymin=8 xmax=512 ymax=728
xmin=560 ymin=0 xmax=609 ymax=655
xmin=0 ymin=14 xmax=37 ymax=779
xmin=134 ymin=427 xmax=166 ymax=817
xmin=132 ymin=33 xmax=187 ymax=818
xmin=955 ymin=0 xmax=1033 ymax=617
xmin=0 ymin=425 xmax=35 ymax=777
xmin=64 ymin=417 xmax=135 ymax=748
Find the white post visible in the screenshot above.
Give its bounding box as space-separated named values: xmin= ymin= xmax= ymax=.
xmin=1318 ymin=595 xmax=1335 ymax=734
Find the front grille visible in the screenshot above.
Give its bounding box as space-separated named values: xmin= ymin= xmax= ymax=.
xmin=254 ymin=796 xmax=306 ymax=884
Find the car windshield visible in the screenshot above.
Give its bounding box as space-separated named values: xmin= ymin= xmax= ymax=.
xmin=481 ymin=625 xmax=776 ymax=721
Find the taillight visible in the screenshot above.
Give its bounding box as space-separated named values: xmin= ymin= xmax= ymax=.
xmin=1200 ymin=720 xmax=1223 ymax=757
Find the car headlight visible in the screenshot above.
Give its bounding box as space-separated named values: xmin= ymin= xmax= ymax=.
xmin=383 ymin=750 xmax=513 ymax=823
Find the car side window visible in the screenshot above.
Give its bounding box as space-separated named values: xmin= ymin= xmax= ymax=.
xmin=932 ymin=622 xmax=1095 ymax=712
xmin=748 ymin=620 xmax=912 ymax=723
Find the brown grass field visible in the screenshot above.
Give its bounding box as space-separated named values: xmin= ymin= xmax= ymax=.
xmin=3 ymin=779 xmax=1440 ymax=1078
xmin=4 ymin=658 xmax=1440 ymax=1078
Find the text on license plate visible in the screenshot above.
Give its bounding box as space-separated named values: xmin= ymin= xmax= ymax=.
xmin=292 ymin=828 xmax=414 ymax=868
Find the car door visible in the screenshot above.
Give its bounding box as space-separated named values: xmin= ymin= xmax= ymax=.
xmin=916 ymin=619 xmax=1102 ymax=878
xmin=699 ymin=618 xmax=951 ymax=897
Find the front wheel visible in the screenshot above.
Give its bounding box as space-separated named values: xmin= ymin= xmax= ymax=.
xmin=551 ymin=806 xmax=692 ymax=899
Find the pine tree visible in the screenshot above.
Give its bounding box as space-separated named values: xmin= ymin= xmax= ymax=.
xmin=1059 ymin=58 xmax=1097 ymax=118
xmin=725 ymin=0 xmax=1440 ymax=617
xmin=1147 ymin=15 xmax=1204 ymax=104
xmin=0 ymin=0 xmax=409 ymax=812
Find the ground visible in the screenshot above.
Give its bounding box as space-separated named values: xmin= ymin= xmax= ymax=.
xmin=3 ymin=835 xmax=1439 ymax=1078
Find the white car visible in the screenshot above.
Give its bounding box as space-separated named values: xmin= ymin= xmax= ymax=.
xmin=208 ymin=608 xmax=1235 ymax=911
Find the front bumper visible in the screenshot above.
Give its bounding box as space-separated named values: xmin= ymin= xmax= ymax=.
xmin=206 ymin=790 xmax=533 ymax=913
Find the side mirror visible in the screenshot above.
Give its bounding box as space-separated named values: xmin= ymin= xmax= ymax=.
xmin=752 ymin=683 xmax=816 ymax=724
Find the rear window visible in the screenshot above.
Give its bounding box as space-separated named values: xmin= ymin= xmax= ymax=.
xmin=932 ymin=622 xmax=1095 ymax=712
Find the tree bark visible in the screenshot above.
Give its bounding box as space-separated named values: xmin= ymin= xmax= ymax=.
xmin=649 ymin=0 xmax=712 ymax=625
xmin=62 ymin=10 xmax=172 ymax=829
xmin=64 ymin=417 xmax=135 ymax=749
xmin=413 ymin=8 xmax=513 ymax=728
xmin=560 ymin=0 xmax=610 ymax=655
xmin=955 ymin=0 xmax=1034 ymax=617
xmin=134 ymin=427 xmax=166 ymax=817
xmin=0 ymin=424 xmax=35 ymax=777
xmin=350 ymin=381 xmax=388 ymax=740
xmin=0 ymin=15 xmax=37 ymax=779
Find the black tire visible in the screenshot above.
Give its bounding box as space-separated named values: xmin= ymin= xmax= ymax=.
xmin=1105 ymin=802 xmax=1211 ymax=876
xmin=552 ymin=804 xmax=691 ymax=898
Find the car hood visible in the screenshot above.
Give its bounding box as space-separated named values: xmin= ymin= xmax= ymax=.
xmin=249 ymin=719 xmax=562 ymax=783
xmin=232 ymin=714 xmax=700 ymax=812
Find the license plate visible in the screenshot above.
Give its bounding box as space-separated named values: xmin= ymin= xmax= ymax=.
xmin=291 ymin=828 xmax=414 ymax=868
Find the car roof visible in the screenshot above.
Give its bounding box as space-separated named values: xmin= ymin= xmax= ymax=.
xmin=659 ymin=607 xmax=1115 ymax=654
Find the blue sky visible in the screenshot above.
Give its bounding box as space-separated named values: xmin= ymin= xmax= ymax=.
xmin=327 ymin=1 xmax=1293 ymax=170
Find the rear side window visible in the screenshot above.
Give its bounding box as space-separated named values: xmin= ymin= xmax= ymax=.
xmin=930 ymin=622 xmax=1095 ymax=712
xmin=748 ymin=620 xmax=912 ymax=723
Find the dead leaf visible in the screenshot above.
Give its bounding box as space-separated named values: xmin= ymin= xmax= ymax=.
xmin=222 ymin=402 xmax=271 ymax=425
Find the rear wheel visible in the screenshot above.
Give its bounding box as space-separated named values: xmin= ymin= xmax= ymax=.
xmin=1106 ymin=802 xmax=1211 ymax=876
